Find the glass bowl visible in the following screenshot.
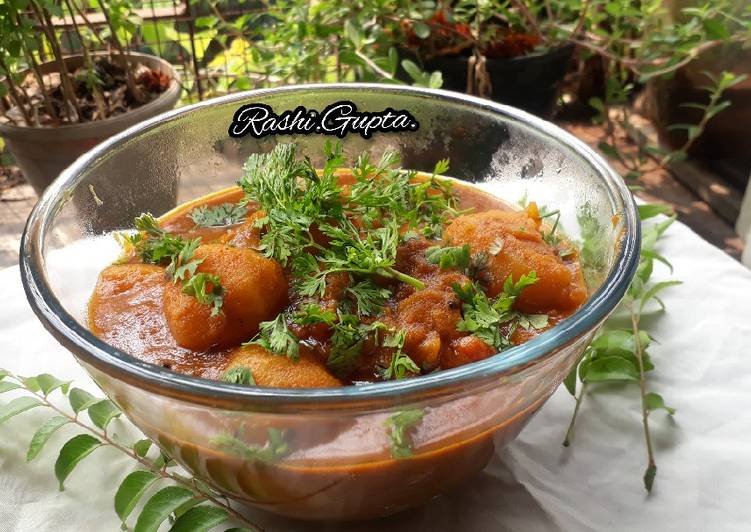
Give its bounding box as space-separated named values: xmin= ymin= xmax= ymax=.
xmin=20 ymin=84 xmax=639 ymax=521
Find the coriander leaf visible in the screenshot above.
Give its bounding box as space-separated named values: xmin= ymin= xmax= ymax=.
xmin=425 ymin=244 xmax=471 ymax=270
xmin=27 ymin=416 xmax=69 ymax=462
xmin=294 ymin=304 xmax=337 ymax=326
xmin=379 ymin=330 xmax=420 ymax=380
xmin=249 ymin=314 xmax=300 ymax=360
xmin=221 ymin=367 xmax=255 ymax=386
xmin=0 ymin=396 xmax=42 ymax=424
xmin=133 ymin=486 xmax=195 ymax=532
xmin=346 ymin=280 xmax=391 ymax=316
xmin=189 ymin=203 xmax=247 ymax=227
xmin=327 ymin=315 xmax=385 ymax=374
xmin=54 ymin=434 xmax=102 ymax=490
xmin=385 ymin=409 xmax=425 ymax=459
xmin=181 ymin=273 xmax=224 ymax=317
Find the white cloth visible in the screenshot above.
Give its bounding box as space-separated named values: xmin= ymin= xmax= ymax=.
xmin=1 ymin=218 xmax=750 ymax=532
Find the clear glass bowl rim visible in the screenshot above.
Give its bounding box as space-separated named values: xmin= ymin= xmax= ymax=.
xmin=20 ymin=83 xmax=641 ymax=410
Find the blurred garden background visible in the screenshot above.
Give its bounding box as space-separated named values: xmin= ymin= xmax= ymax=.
xmin=1 ymin=0 xmax=750 ymax=267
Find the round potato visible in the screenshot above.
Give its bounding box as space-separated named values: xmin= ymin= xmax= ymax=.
xmin=226 ymin=344 xmax=341 ymax=388
xmin=444 ymin=210 xmax=586 ymax=312
xmin=163 ymin=244 xmax=287 ymax=350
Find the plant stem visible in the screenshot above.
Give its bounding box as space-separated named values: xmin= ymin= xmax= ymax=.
xmin=630 ymin=308 xmax=656 ymax=492
xmin=62 ymin=0 xmax=108 ymax=119
xmin=8 ymin=373 xmax=264 ymax=531
xmin=97 ymin=0 xmax=146 ymax=104
xmin=10 ymin=7 xmax=59 ymax=125
xmin=0 ymin=56 xmax=33 ymax=126
xmin=563 ymin=381 xmax=587 ymax=447
xmin=29 ymin=1 xmax=83 ymax=122
xmin=377 ymin=267 xmax=426 ymax=290
xmin=354 ymin=50 xmax=396 ymax=81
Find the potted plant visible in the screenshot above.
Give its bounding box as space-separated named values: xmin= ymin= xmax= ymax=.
xmin=398 ymin=1 xmax=586 ymax=117
xmin=0 ymin=0 xmax=181 ymax=195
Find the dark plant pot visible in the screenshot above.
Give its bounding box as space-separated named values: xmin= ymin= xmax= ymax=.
xmin=645 ymin=72 xmax=751 ymax=190
xmin=403 ymin=45 xmax=574 ymax=117
xmin=0 ymin=52 xmax=182 ymax=196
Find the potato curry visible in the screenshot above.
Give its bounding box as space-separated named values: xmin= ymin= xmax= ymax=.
xmin=88 ymin=143 xmax=587 ymax=387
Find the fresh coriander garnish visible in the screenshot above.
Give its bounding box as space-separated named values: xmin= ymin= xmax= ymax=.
xmin=453 ymin=272 xmax=542 ymax=349
xmin=248 ymin=314 xmax=299 ymax=359
xmin=238 ymin=142 xmax=343 ymax=266
xmin=123 ymin=214 xmax=225 ymax=315
xmin=425 ymin=244 xmax=471 ymax=270
xmin=182 ymin=273 xmax=224 ymax=317
xmin=220 ymin=366 xmax=255 ymax=386
xmin=294 ymin=218 xmax=426 ymax=295
xmin=294 ymin=305 xmax=387 ymax=373
xmin=189 ymin=203 xmax=247 ymax=227
xmin=346 ymin=280 xmax=392 ymax=316
xmin=385 ymin=408 xmax=425 ymax=459
xmin=378 ymin=330 xmax=420 ymax=380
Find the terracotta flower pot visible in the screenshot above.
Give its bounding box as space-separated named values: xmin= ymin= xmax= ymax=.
xmin=0 ymin=52 xmax=182 ymax=195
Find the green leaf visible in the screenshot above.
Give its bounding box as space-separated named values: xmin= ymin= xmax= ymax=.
xmin=22 ymin=376 xmax=40 ymax=392
xmin=645 ymin=392 xmax=676 ymax=415
xmin=134 ymin=486 xmax=196 ymax=532
xmin=170 ymin=505 xmax=229 ymax=532
xmin=412 ymin=21 xmax=430 ymax=39
xmin=68 ymin=388 xmax=99 ymax=413
xmin=55 ymin=434 xmax=102 ymax=490
xmin=428 ymin=70 xmax=443 ymax=89
xmin=582 ymin=356 xmax=639 ymax=382
xmin=88 ymin=399 xmax=121 ymax=430
xmin=133 ymin=439 xmax=153 ymax=458
xmin=27 ymin=416 xmax=69 ymax=462
xmin=0 ymin=381 xmax=21 ymax=393
xmin=0 ymin=369 xmax=8 ymax=380
xmin=401 ymin=59 xmax=423 ymax=83
xmin=702 ymin=19 xmax=730 ymax=40
xmin=638 ymin=204 xmax=672 ymax=220
xmin=34 ymin=374 xmax=71 ymax=397
xmin=644 ymin=464 xmax=657 ymax=492
xmin=115 ymin=470 xmax=160 ymax=523
xmin=640 ymin=281 xmax=682 ymax=313
xmin=0 ymin=396 xmax=42 ymax=424
xmin=344 ymin=19 xmax=362 ymax=49
xmin=563 ymin=364 xmax=577 ymax=396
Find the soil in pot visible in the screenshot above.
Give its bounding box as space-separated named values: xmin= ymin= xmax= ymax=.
xmin=0 ymin=53 xmax=181 ymax=195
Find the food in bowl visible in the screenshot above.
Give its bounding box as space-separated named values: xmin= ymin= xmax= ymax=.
xmin=88 ymin=142 xmax=587 ymax=388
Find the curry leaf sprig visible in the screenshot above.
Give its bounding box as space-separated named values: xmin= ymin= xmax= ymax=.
xmin=562 ymin=204 xmax=680 ymax=493
xmin=121 ymin=214 xmax=225 ymax=316
xmin=0 ymin=369 xmax=262 ymax=531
